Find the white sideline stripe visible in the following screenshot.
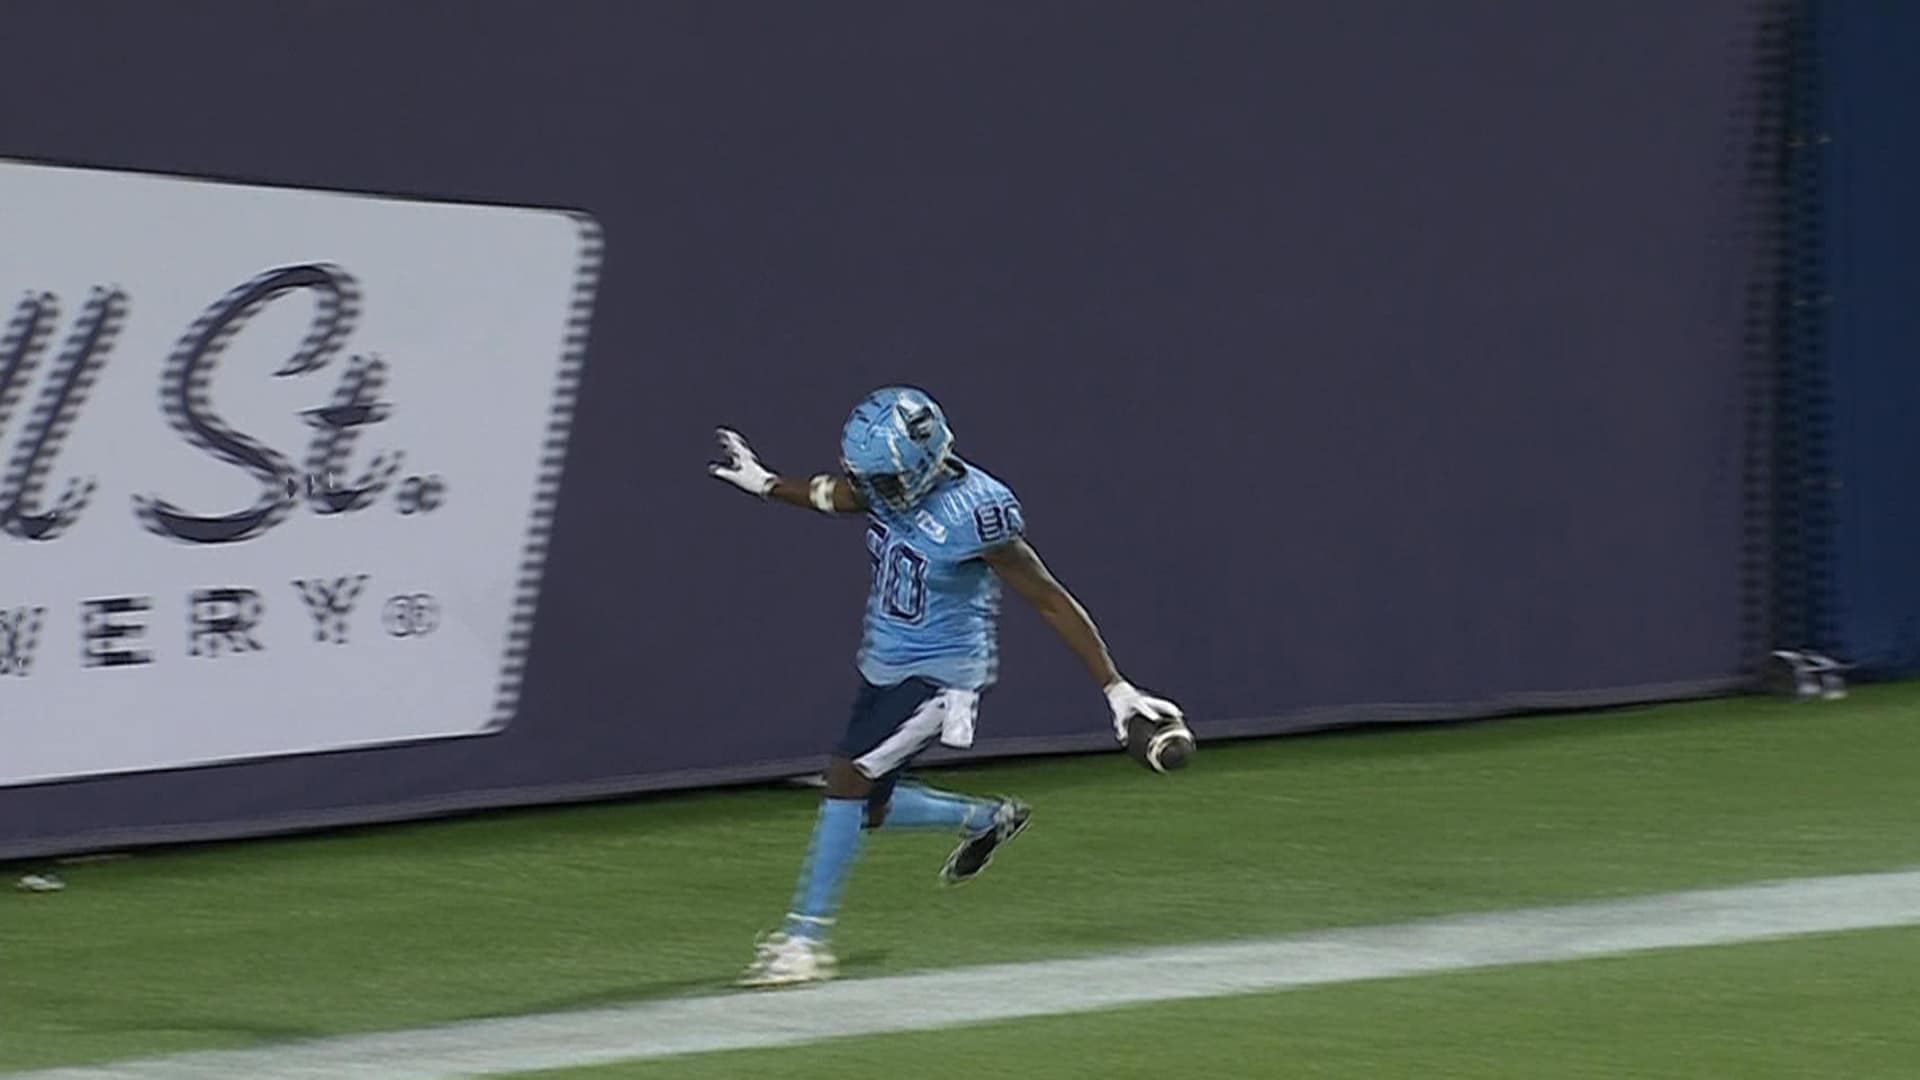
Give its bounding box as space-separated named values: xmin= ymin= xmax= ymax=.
xmin=18 ymin=869 xmax=1920 ymax=1080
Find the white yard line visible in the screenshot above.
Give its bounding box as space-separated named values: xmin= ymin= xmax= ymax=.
xmin=17 ymin=869 xmax=1920 ymax=1080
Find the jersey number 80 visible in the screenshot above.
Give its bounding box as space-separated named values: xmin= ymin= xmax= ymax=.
xmin=972 ymin=500 xmax=1024 ymax=546
xmin=865 ymin=522 xmax=929 ymax=622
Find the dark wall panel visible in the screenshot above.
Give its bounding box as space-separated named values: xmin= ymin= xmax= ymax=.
xmin=1817 ymin=0 xmax=1920 ymax=674
xmin=0 ymin=1 xmax=1761 ymax=857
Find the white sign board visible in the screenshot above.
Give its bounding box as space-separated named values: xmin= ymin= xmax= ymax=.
xmin=0 ymin=161 xmax=601 ymax=786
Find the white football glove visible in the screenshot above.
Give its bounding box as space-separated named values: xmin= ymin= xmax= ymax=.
xmin=1105 ymin=679 xmax=1184 ymax=743
xmin=709 ymin=428 xmax=776 ymax=497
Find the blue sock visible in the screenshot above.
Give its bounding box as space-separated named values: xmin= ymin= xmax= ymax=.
xmin=880 ymin=784 xmax=997 ymax=835
xmin=784 ymin=798 xmax=865 ymax=940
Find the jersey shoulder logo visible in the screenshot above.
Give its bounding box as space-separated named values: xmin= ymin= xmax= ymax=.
xmin=914 ymin=509 xmax=948 ymax=544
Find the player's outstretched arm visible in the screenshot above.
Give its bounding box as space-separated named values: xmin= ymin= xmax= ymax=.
xmin=983 ymin=536 xmax=1183 ymax=741
xmin=708 ymin=428 xmax=865 ymax=513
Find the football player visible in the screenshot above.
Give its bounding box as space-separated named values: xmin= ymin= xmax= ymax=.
xmin=710 ymin=387 xmax=1183 ymax=988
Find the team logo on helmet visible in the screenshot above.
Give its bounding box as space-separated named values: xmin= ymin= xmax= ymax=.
xmin=900 ymin=403 xmax=937 ymax=442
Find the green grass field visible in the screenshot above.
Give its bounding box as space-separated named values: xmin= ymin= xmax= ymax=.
xmin=4 ymin=685 xmax=1919 ymax=1076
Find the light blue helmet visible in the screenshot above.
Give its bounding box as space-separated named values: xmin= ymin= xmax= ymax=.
xmin=840 ymin=387 xmax=955 ymax=512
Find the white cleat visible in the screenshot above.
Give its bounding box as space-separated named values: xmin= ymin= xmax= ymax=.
xmin=737 ymin=931 xmax=837 ymax=989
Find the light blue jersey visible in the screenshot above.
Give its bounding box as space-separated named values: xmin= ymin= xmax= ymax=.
xmin=857 ymin=460 xmax=1023 ymax=691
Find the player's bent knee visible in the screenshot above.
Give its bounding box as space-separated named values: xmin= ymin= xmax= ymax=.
xmin=824 ymin=756 xmax=874 ymax=800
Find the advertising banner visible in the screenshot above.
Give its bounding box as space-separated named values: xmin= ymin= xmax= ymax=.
xmin=0 ymin=161 xmax=602 ymax=785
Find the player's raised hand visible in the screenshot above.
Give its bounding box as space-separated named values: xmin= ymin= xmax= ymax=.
xmin=709 ymin=428 xmax=776 ymax=497
xmin=1104 ymin=680 xmax=1183 ymax=742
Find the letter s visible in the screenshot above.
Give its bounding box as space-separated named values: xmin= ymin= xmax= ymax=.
xmin=133 ymin=265 xmax=358 ymax=544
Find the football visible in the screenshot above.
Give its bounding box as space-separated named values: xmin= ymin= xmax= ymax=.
xmin=1125 ymin=713 xmax=1195 ymax=773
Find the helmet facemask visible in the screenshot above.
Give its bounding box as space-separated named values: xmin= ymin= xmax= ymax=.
xmin=845 ymin=463 xmax=932 ymax=513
